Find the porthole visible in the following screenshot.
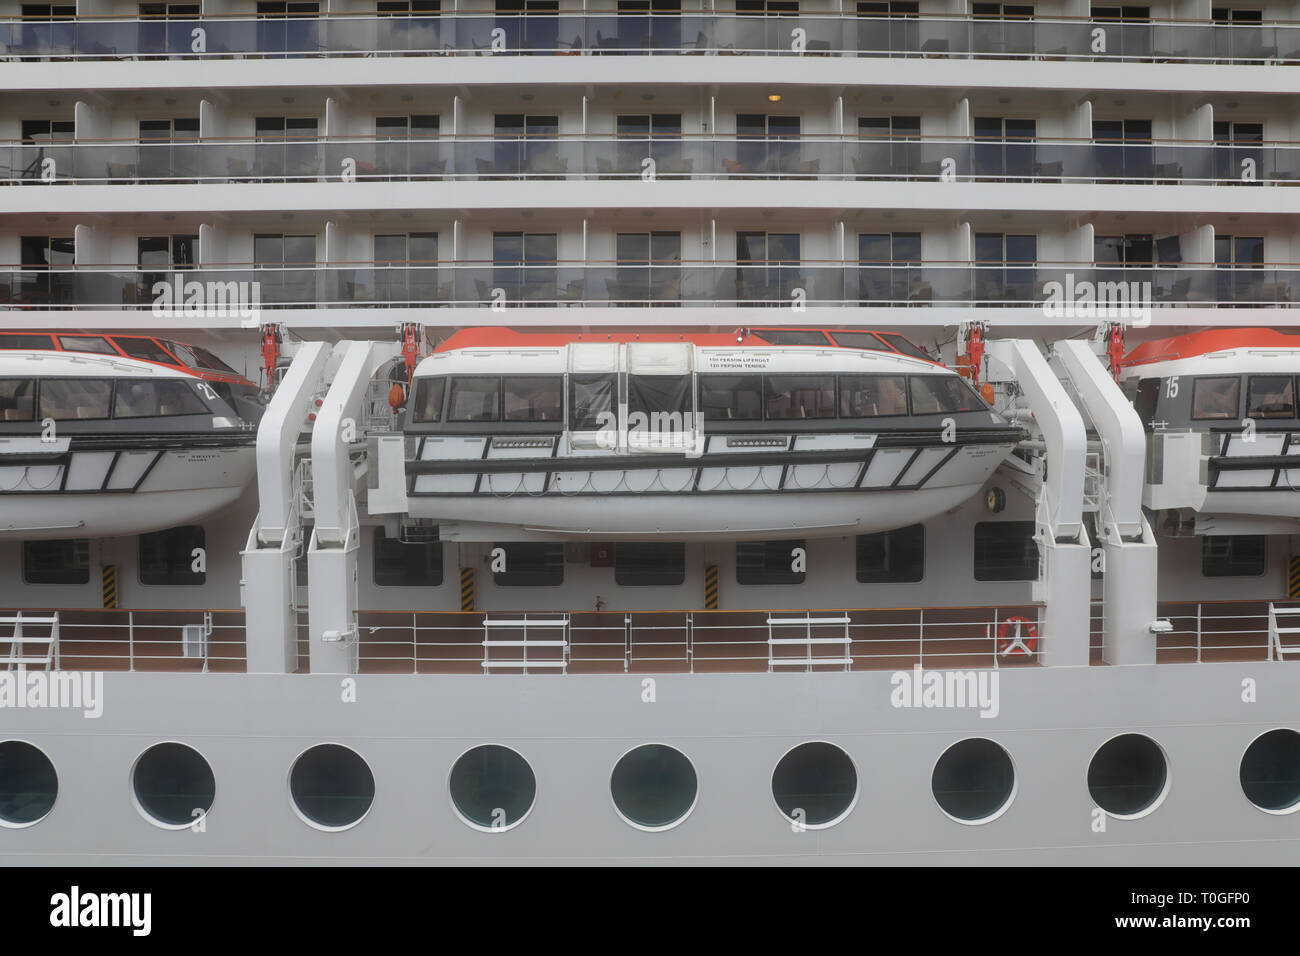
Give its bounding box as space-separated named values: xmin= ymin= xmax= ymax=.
xmin=1239 ymin=729 xmax=1300 ymax=814
xmin=610 ymin=744 xmax=698 ymax=831
xmin=449 ymin=744 xmax=536 ymax=832
xmin=931 ymin=738 xmax=1016 ymax=824
xmin=0 ymin=741 xmax=57 ymax=828
xmin=771 ymin=741 xmax=858 ymax=829
xmin=289 ymin=744 xmax=375 ymax=831
xmin=1087 ymin=733 xmax=1169 ymax=819
xmin=132 ymin=742 xmax=215 ymax=829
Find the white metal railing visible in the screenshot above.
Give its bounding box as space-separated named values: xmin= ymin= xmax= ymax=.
xmin=1268 ymin=603 xmax=1300 ymax=661
xmin=481 ymin=614 xmax=570 ymax=673
xmin=0 ymin=611 xmax=60 ymax=670
xmin=0 ymin=609 xmax=243 ymax=672
xmin=767 ymin=613 xmax=852 ymax=672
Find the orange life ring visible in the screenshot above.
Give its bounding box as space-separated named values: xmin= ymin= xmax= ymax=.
xmin=996 ymin=616 xmax=1039 ymax=656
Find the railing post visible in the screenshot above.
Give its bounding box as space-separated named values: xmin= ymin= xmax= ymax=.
xmin=128 ymin=611 xmax=135 ymax=672
xmin=1196 ymin=602 xmax=1203 ymax=663
xmin=412 ymin=611 xmax=417 ymax=675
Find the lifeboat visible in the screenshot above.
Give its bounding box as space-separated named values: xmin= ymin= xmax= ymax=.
xmin=391 ymin=327 xmax=1024 ymax=540
xmin=1120 ymin=327 xmax=1300 ymax=530
xmin=0 ymin=349 xmax=258 ymax=539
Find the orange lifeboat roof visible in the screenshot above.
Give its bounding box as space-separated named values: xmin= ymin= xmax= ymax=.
xmin=434 ymin=326 xmax=939 ymax=361
xmin=1123 ymin=328 xmax=1300 ymax=367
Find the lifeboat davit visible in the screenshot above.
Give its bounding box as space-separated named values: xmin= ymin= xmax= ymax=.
xmin=1121 ymin=328 xmax=1300 ymax=531
xmin=394 ymin=328 xmax=1023 ymax=541
xmin=0 ymin=350 xmax=258 ymax=539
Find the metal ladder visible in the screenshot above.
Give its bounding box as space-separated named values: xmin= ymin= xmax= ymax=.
xmin=482 ymin=614 xmax=570 ymax=673
xmin=766 ymin=613 xmax=852 ymax=672
xmin=0 ymin=611 xmax=60 ymax=670
xmin=1268 ymin=604 xmax=1300 ymax=661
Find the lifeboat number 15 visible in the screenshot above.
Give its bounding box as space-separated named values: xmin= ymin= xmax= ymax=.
xmin=1165 ymin=377 xmax=1179 ymax=398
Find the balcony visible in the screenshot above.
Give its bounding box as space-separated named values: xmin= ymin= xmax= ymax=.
xmin=1 ymin=14 xmax=1297 ymax=64
xmin=2 ymin=135 xmax=1294 ymax=186
xmin=2 ymin=261 xmax=1293 ymax=310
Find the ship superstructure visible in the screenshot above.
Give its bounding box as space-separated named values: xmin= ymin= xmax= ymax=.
xmin=1 ymin=1 xmax=1299 ymax=863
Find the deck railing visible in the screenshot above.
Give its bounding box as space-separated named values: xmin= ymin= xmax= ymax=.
xmin=2 ymin=14 xmax=1298 ymax=63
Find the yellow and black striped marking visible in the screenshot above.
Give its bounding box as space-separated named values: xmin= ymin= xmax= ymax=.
xmin=1290 ymin=556 xmax=1300 ymax=598
xmin=704 ymin=564 xmax=718 ymax=610
xmin=102 ymin=564 xmax=117 ymax=609
xmin=460 ymin=566 xmax=475 ymax=612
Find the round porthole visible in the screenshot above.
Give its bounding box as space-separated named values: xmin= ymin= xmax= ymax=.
xmin=132 ymin=742 xmax=215 ymax=829
xmin=449 ymin=744 xmax=536 ymax=833
xmin=931 ymin=738 xmax=1016 ymax=824
xmin=0 ymin=741 xmax=58 ymax=828
xmin=771 ymin=741 xmax=858 ymax=829
xmin=289 ymin=744 xmax=375 ymax=831
xmin=1239 ymin=729 xmax=1300 ymax=814
xmin=610 ymin=744 xmax=698 ymax=831
xmin=1087 ymin=733 xmax=1169 ymax=819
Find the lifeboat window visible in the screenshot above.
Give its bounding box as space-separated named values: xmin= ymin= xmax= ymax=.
xmin=0 ymin=379 xmax=36 ymax=422
xmin=750 ymin=330 xmax=829 ymax=346
xmin=503 ymin=376 xmax=563 ymax=422
xmin=187 ymin=346 xmax=239 ymax=376
xmin=1191 ymin=376 xmax=1241 ymax=420
xmin=856 ymin=524 xmax=924 ymax=583
xmin=828 ymin=331 xmax=891 ymax=351
xmin=736 ymin=540 xmax=806 ymax=585
xmin=1246 ymin=376 xmax=1295 ymax=419
xmin=0 ymin=741 xmax=58 ymax=828
xmin=373 ymin=528 xmax=443 ymax=587
xmin=0 ymin=334 xmax=55 ymax=350
xmin=37 ymin=378 xmax=112 ymax=421
xmin=1240 ymin=729 xmax=1300 ymax=813
xmin=1201 ymin=535 xmax=1265 ymax=577
xmin=22 ymin=538 xmax=90 ymax=585
xmin=162 ymin=340 xmax=201 ymax=369
xmin=628 ymin=375 xmax=691 ymax=418
xmin=699 ymin=375 xmax=762 ymax=421
xmin=114 ymin=337 xmax=174 ymax=365
xmin=448 ymin=376 xmax=502 ymax=422
xmin=839 ymin=374 xmax=909 ymax=417
xmin=615 ymin=542 xmax=686 ymax=586
xmin=411 ymin=376 xmax=446 ymax=423
xmin=909 ymin=376 xmax=985 ymax=415
xmin=139 ymin=526 xmax=206 ymax=586
xmin=764 ymin=375 xmax=836 ymax=420
xmin=55 ymin=335 xmax=115 ymax=356
xmin=875 ymin=333 xmax=932 ymax=361
xmin=113 ymin=379 xmax=210 ymax=419
xmin=570 ymin=374 xmax=616 ymax=431
xmin=492 ymin=542 xmax=564 ymax=587
xmin=973 ymin=521 xmax=1038 ymax=581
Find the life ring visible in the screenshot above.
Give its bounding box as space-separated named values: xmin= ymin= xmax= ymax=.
xmin=996 ymin=616 xmax=1039 ymax=656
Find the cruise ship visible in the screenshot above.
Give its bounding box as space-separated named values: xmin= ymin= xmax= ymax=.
xmin=1 ymin=0 xmax=1299 ymax=865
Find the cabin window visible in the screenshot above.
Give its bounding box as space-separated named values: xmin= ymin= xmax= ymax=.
xmin=1191 ymin=377 xmax=1241 ymax=420
xmin=973 ymin=521 xmax=1038 ymax=581
xmin=503 ymin=377 xmax=563 ymax=422
xmin=493 ymin=542 xmax=564 ymax=587
xmin=699 ymin=375 xmax=763 ymax=421
xmin=1246 ymin=376 xmax=1295 ymax=420
xmin=615 ymin=542 xmax=686 ymax=586
xmin=447 ymin=377 xmax=501 ymax=422
xmin=839 ymin=375 xmax=909 ymax=417
xmin=38 ymin=379 xmax=113 ymax=421
xmin=628 ymin=376 xmax=691 ymax=419
xmin=570 ymin=374 xmax=616 ymax=430
xmin=876 ymin=333 xmax=931 ymax=361
xmin=139 ymin=525 xmax=206 ymax=586
xmin=411 ymin=376 xmax=446 ymax=423
xmin=736 ymin=539 xmax=806 ymax=585
xmin=23 ymin=539 xmax=90 ymax=585
xmin=856 ymin=524 xmax=924 ymax=583
xmin=0 ymin=334 xmax=55 ymax=350
xmin=56 ymin=335 xmax=116 ymax=356
xmin=828 ymin=331 xmax=891 ymax=351
xmin=765 ymin=376 xmax=836 ymax=420
xmin=115 ymin=338 xmax=175 ymax=365
xmin=909 ymin=376 xmax=985 ymax=415
xmin=1202 ymin=535 xmax=1265 ymax=577
xmin=0 ymin=379 xmax=36 ymax=422
xmin=373 ymin=528 xmax=443 ymax=587
xmin=113 ymin=379 xmax=209 ymax=418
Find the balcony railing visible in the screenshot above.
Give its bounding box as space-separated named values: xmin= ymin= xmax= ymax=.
xmin=2 ymin=135 xmax=1295 ymax=185
xmin=3 ymin=261 xmax=1293 ymax=309
xmin=1 ymin=14 xmax=1298 ymax=63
